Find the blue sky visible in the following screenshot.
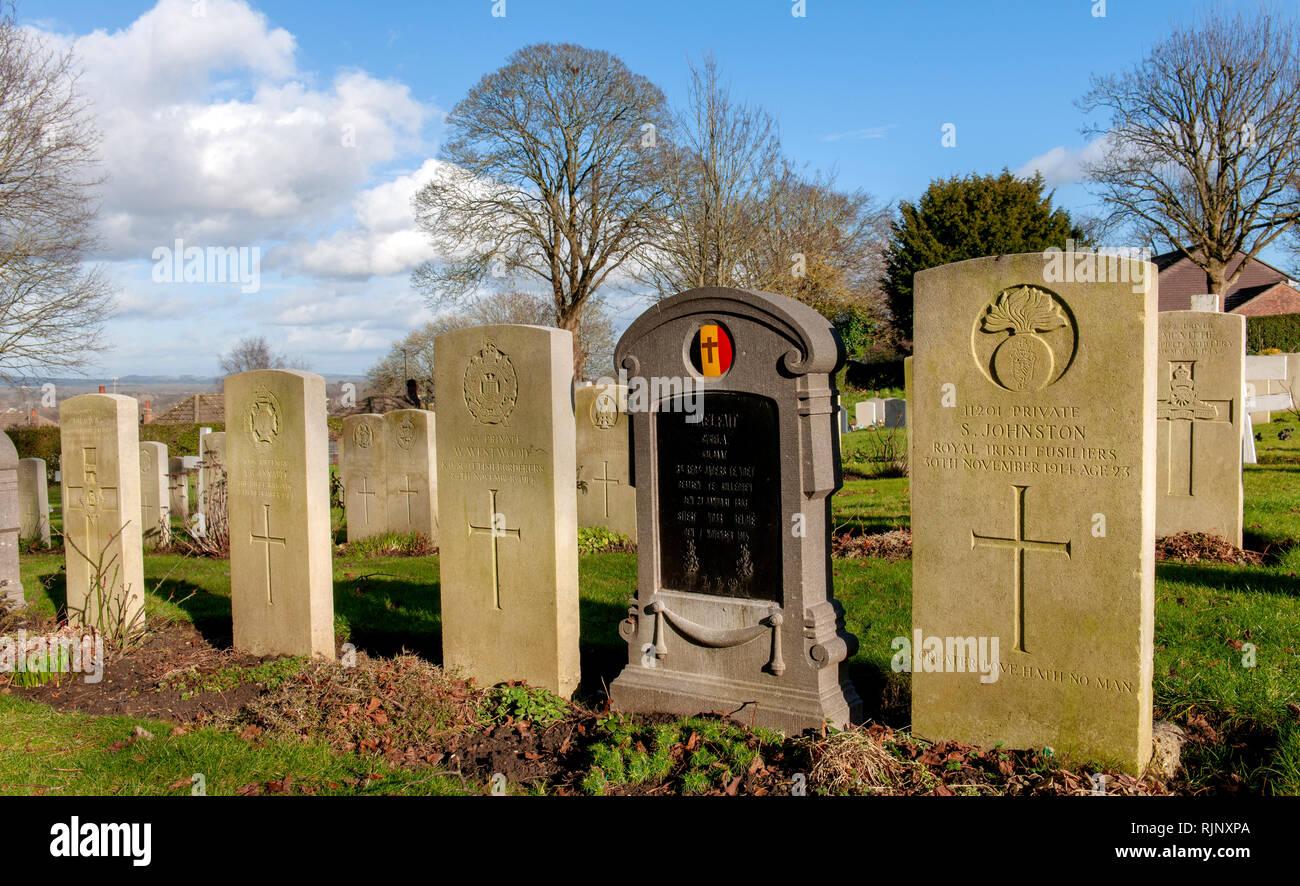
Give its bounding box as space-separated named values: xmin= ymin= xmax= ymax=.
xmin=24 ymin=0 xmax=1298 ymax=378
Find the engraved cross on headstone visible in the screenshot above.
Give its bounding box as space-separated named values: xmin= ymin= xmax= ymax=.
xmin=396 ymin=474 xmax=419 ymax=526
xmin=250 ymin=503 xmax=287 ymax=605
xmin=355 ymin=475 xmax=378 ymax=525
xmin=1156 ymin=361 xmax=1231 ymax=497
xmin=63 ymin=447 xmax=120 ymax=553
xmin=467 ymin=488 xmax=521 ymax=611
xmin=591 ymin=460 xmax=621 ymax=518
xmin=971 ymin=485 xmax=1071 ymax=654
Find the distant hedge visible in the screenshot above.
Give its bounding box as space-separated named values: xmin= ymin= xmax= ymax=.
xmin=1247 ymin=313 xmax=1300 ymax=354
xmin=6 ymin=427 xmax=61 ymax=475
xmin=845 ymin=357 xmax=906 ymax=392
xmin=140 ymin=422 xmax=225 ymax=457
xmin=6 ymin=422 xmax=226 ymax=476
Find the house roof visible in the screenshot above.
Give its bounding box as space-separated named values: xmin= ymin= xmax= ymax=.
xmin=1224 ymin=282 xmax=1280 ymax=313
xmin=1152 ymin=249 xmax=1297 ymax=281
xmin=152 ymin=393 xmax=225 ymax=424
xmin=1153 ymin=250 xmax=1296 ymax=312
xmin=0 ymin=408 xmax=57 ymax=429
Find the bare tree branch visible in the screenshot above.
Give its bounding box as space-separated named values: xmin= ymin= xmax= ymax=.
xmin=637 ymin=53 xmax=783 ymax=296
xmin=411 ymin=43 xmax=670 ymax=379
xmin=0 ymin=2 xmax=114 ymax=381
xmin=368 ymin=291 xmax=617 ymax=401
xmin=1080 ymin=6 xmax=1300 ymax=293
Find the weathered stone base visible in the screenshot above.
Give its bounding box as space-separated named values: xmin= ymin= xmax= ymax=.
xmin=1148 ymin=720 xmax=1187 ymax=780
xmin=610 ymin=665 xmax=862 ymax=736
xmin=912 ymin=697 xmax=1153 ymax=777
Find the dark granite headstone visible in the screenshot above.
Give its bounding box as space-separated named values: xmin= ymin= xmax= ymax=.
xmin=609 ymin=287 xmax=861 ymax=732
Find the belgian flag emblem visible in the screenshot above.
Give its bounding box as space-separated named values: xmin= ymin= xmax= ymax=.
xmin=689 ymin=323 xmax=734 ymax=378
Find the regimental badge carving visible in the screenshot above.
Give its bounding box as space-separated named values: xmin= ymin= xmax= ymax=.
xmin=972 ymin=285 xmax=1077 ymax=392
xmin=463 ymin=341 xmax=519 ymax=425
xmin=590 ymin=390 xmax=618 ymax=429
xmin=247 ymin=388 xmax=281 ymax=446
xmin=354 ymin=422 xmax=374 ymax=449
xmin=1163 ymin=363 xmax=1216 ymax=418
xmin=1156 ymin=361 xmax=1231 ymax=497
xmin=140 ymin=450 xmax=153 ymax=473
xmin=395 ymin=417 xmax=415 ymax=451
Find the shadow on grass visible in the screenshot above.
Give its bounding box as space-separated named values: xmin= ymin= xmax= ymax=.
xmin=40 ymin=569 xmax=67 ymax=619
xmin=833 ymin=518 xmax=912 ymax=535
xmin=1165 ymin=713 xmax=1300 ymax=795
xmin=847 ymin=659 xmax=911 ymax=729
xmin=577 ymin=595 xmax=631 ymax=705
xmin=1157 ymin=561 xmax=1300 ymax=597
xmin=157 ymin=576 xmax=235 ymax=647
xmin=1242 ymin=531 xmax=1299 ymax=561
xmin=335 ymin=574 xmax=442 ymax=662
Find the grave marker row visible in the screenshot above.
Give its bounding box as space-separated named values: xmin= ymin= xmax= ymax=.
xmin=18 ymin=263 xmax=1264 ymax=774
xmin=339 ymin=410 xmax=439 ymax=543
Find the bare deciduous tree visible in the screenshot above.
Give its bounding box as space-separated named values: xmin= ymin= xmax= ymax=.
xmin=1080 ymin=6 xmax=1300 ymax=295
xmin=637 ymin=55 xmax=889 ymax=351
xmin=0 ymin=3 xmax=114 ymax=380
xmin=639 ymin=54 xmax=782 ymax=295
xmin=218 ymin=335 xmax=308 ymax=384
xmin=745 ymin=166 xmax=891 ymax=326
xmin=411 ymin=43 xmax=670 ymax=379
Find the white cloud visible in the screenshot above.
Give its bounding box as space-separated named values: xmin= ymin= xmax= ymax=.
xmin=286 ymin=158 xmax=446 ymax=278
xmin=822 ymin=125 xmax=893 ymax=143
xmin=35 ymin=0 xmax=432 ymax=262
xmin=1016 ymin=135 xmax=1113 ymax=185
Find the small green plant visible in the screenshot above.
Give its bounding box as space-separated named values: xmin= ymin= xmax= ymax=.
xmin=336 ymin=532 xmax=435 ymax=558
xmin=484 ymin=682 xmax=570 ymax=727
xmin=581 ymin=714 xmax=781 ymax=796
xmin=61 ymin=524 xmax=147 ymax=652
xmin=844 ymin=428 xmax=909 ymax=479
xmin=577 ymin=526 xmax=635 ymax=554
xmin=8 ymin=641 xmax=73 ymax=688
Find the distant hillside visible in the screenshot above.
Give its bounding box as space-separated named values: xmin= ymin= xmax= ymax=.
xmin=3 ymin=373 xmax=366 ymax=387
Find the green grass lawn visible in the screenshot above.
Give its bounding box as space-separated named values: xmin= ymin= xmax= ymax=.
xmin=5 ymin=410 xmax=1299 ymax=794
xmin=0 ymin=693 xmax=476 ymax=796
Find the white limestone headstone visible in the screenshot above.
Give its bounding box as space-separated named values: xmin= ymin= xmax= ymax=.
xmin=855 ymin=400 xmax=878 ymax=428
xmin=1246 ymin=355 xmax=1290 ymax=424
xmin=58 ymin=395 xmax=145 ymax=635
xmin=0 ymin=434 xmax=21 ymax=607
xmin=18 ymin=457 xmax=50 ymax=547
xmin=139 ymin=441 xmax=170 ymax=550
xmin=226 ymin=370 xmax=335 ymax=659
